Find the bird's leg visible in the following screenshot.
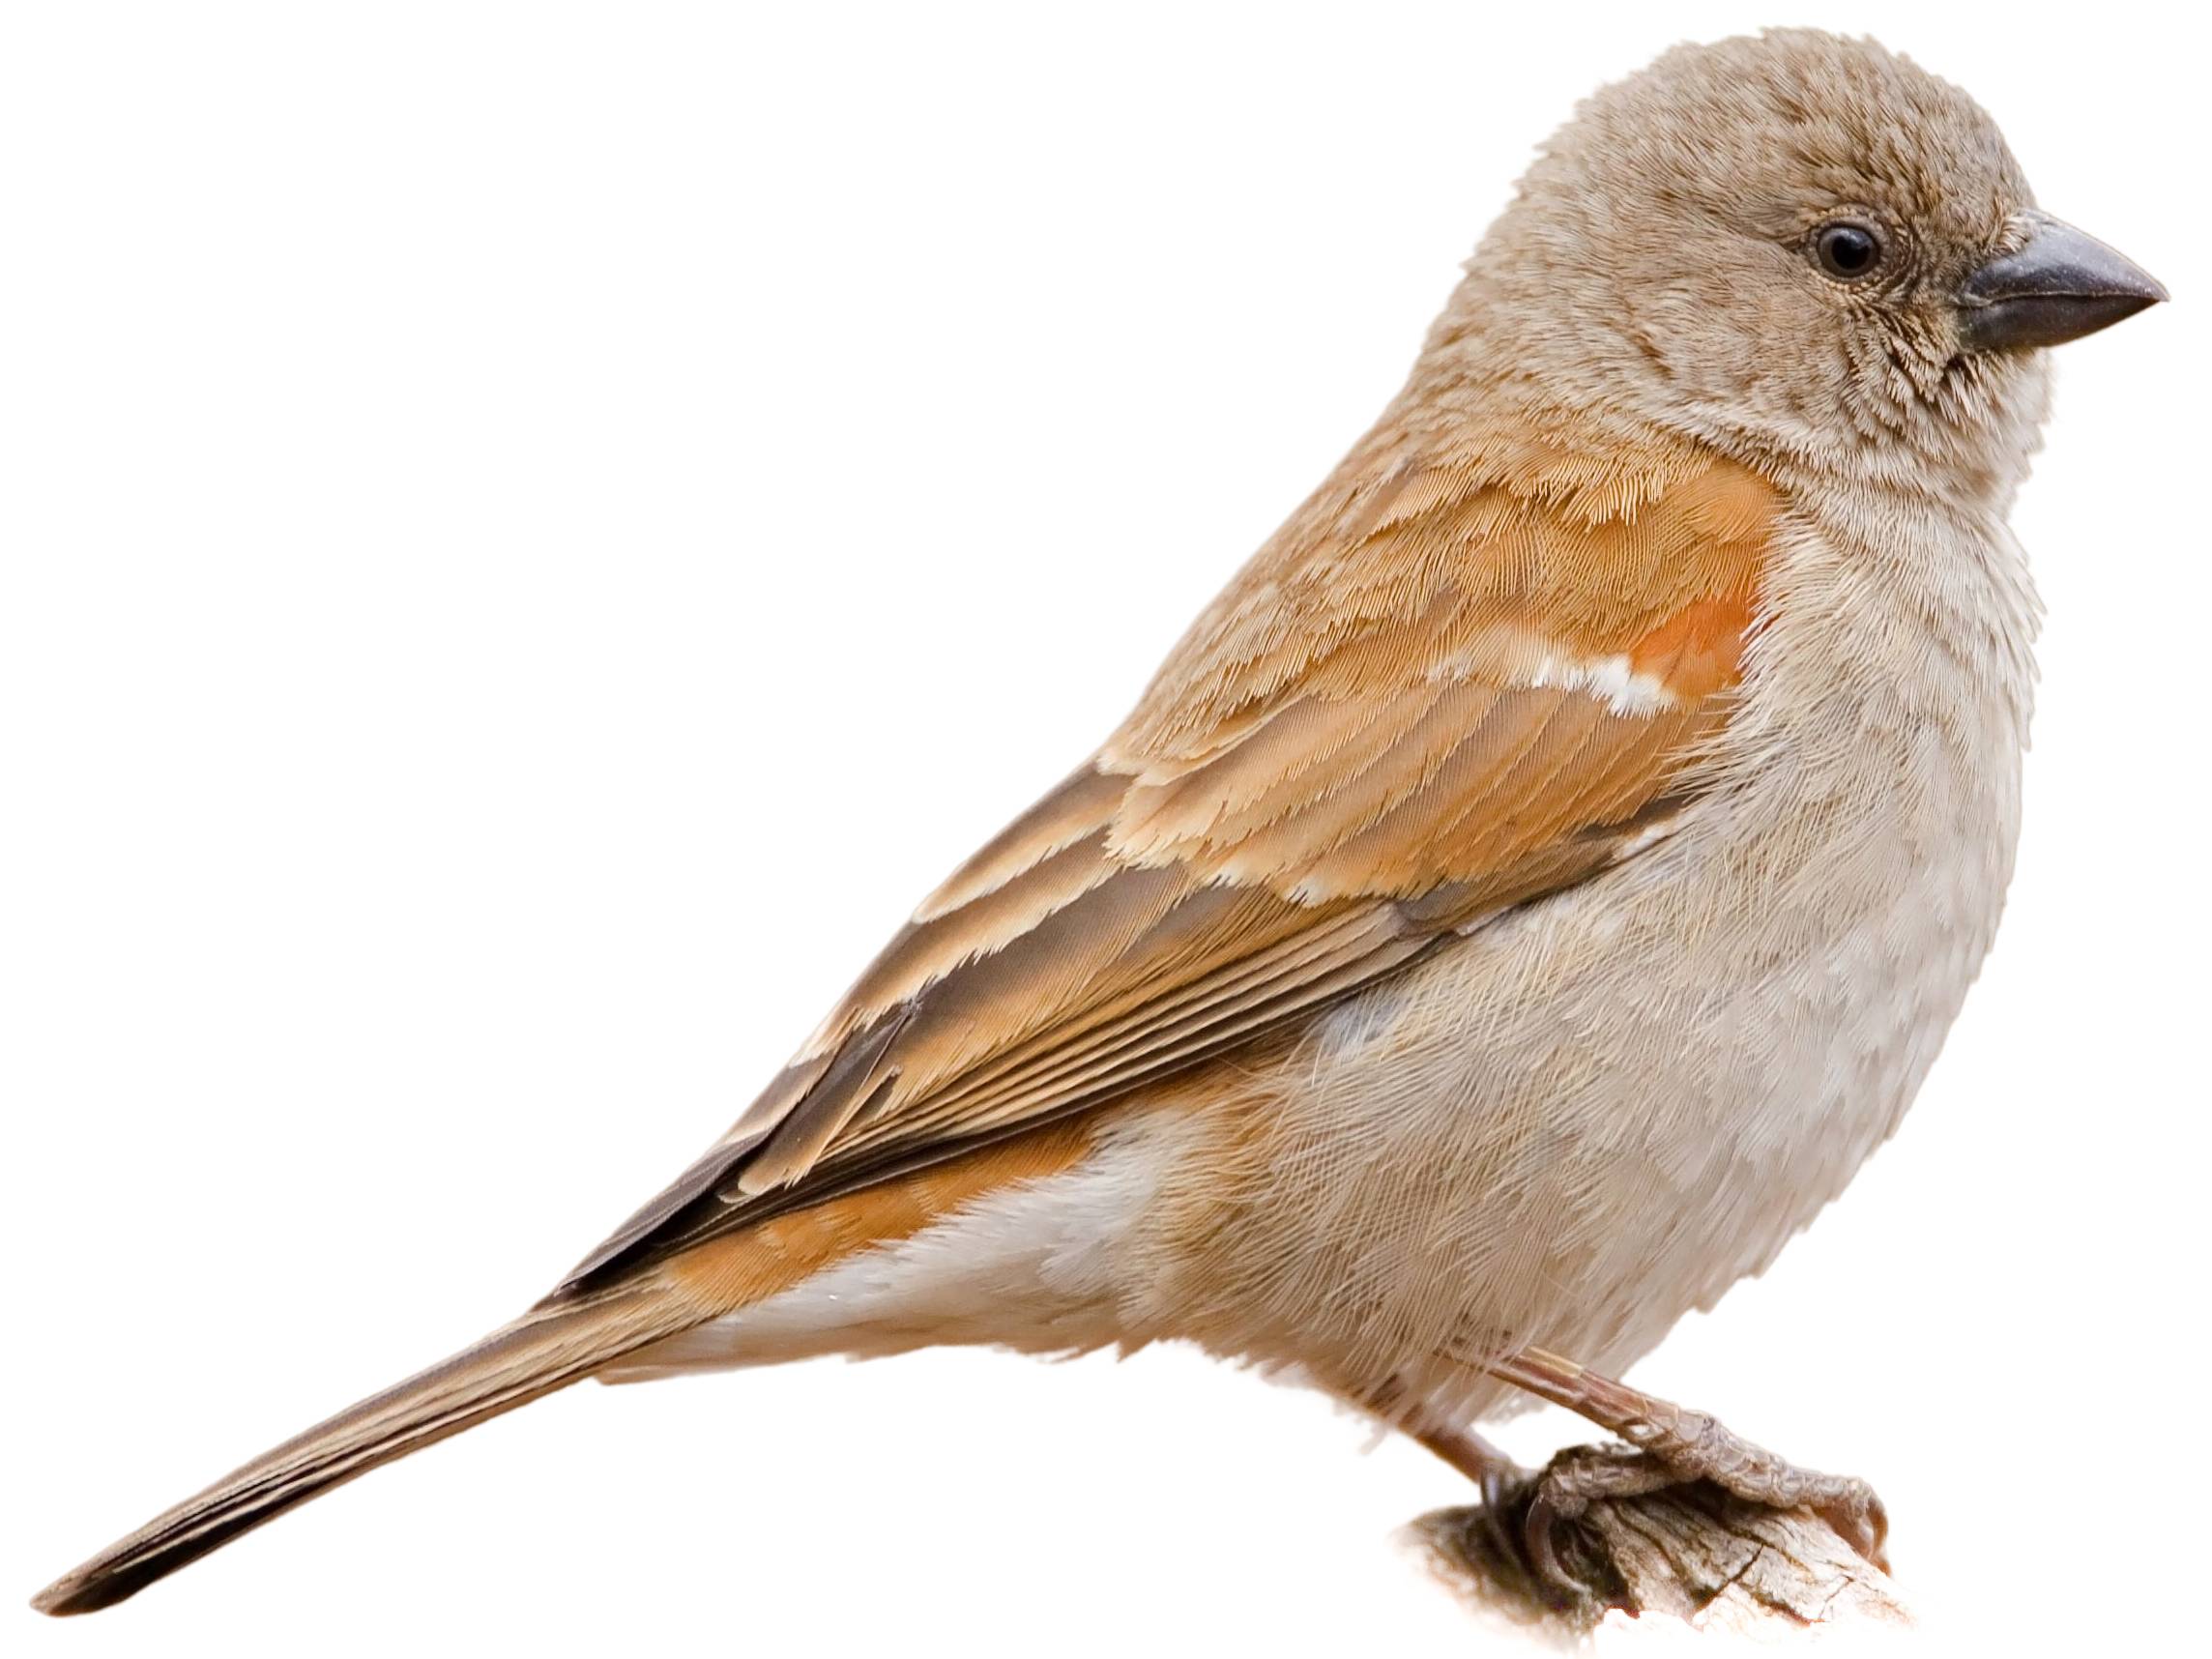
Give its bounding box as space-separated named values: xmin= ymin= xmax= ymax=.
xmin=1408 ymin=1420 xmax=1527 ymax=1497
xmin=1485 ymin=1347 xmax=1889 ymax=1577
xmin=1404 ymin=1420 xmax=1536 ymax=1577
xmin=1352 ymin=1377 xmax=1557 ymax=1597
xmin=1354 ymin=1375 xmax=1529 ymax=1502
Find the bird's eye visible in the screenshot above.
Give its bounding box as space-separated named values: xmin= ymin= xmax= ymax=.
xmin=1813 ymin=221 xmax=1883 ymax=281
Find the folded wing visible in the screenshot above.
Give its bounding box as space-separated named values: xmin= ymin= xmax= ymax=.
xmin=553 ymin=430 xmax=1779 ymax=1298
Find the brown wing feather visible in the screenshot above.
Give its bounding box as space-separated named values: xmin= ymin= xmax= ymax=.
xmin=550 ymin=428 xmax=1779 ymax=1299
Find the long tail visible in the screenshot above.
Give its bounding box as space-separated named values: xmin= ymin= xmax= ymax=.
xmin=33 ymin=1287 xmax=697 ymax=1615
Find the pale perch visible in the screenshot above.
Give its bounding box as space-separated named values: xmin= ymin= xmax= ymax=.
xmin=1407 ymin=1459 xmax=1912 ymax=1639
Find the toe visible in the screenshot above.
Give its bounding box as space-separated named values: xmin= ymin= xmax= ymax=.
xmin=1815 ymin=1485 xmax=1889 ymax=1572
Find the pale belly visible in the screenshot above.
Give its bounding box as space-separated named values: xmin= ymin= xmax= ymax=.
xmin=1092 ymin=692 xmax=2027 ymax=1419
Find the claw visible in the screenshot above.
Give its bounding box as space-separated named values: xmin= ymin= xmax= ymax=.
xmin=1520 ymin=1487 xmax=1585 ymax=1605
xmin=1475 ymin=1459 xmax=1520 ymax=1575
xmin=1812 ymin=1485 xmax=1889 ymax=1572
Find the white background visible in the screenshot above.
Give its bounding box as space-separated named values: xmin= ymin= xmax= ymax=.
xmin=3 ymin=5 xmax=2201 ymax=1654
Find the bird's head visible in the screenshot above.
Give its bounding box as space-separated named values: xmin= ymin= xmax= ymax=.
xmin=1432 ymin=30 xmax=2165 ymax=499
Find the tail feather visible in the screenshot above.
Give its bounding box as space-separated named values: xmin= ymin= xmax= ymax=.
xmin=33 ymin=1290 xmax=695 ymax=1615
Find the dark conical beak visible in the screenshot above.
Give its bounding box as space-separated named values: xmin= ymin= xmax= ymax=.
xmin=1958 ymin=212 xmax=2167 ymax=351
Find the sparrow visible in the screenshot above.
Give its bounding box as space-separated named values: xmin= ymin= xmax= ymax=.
xmin=35 ymin=28 xmax=2164 ymax=1616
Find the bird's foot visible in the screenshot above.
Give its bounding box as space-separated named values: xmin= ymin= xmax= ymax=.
xmin=1464 ymin=1348 xmax=1888 ymax=1609
xmin=1520 ymin=1431 xmax=1887 ymax=1594
xmin=1415 ymin=1436 xmax=1906 ymax=1633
